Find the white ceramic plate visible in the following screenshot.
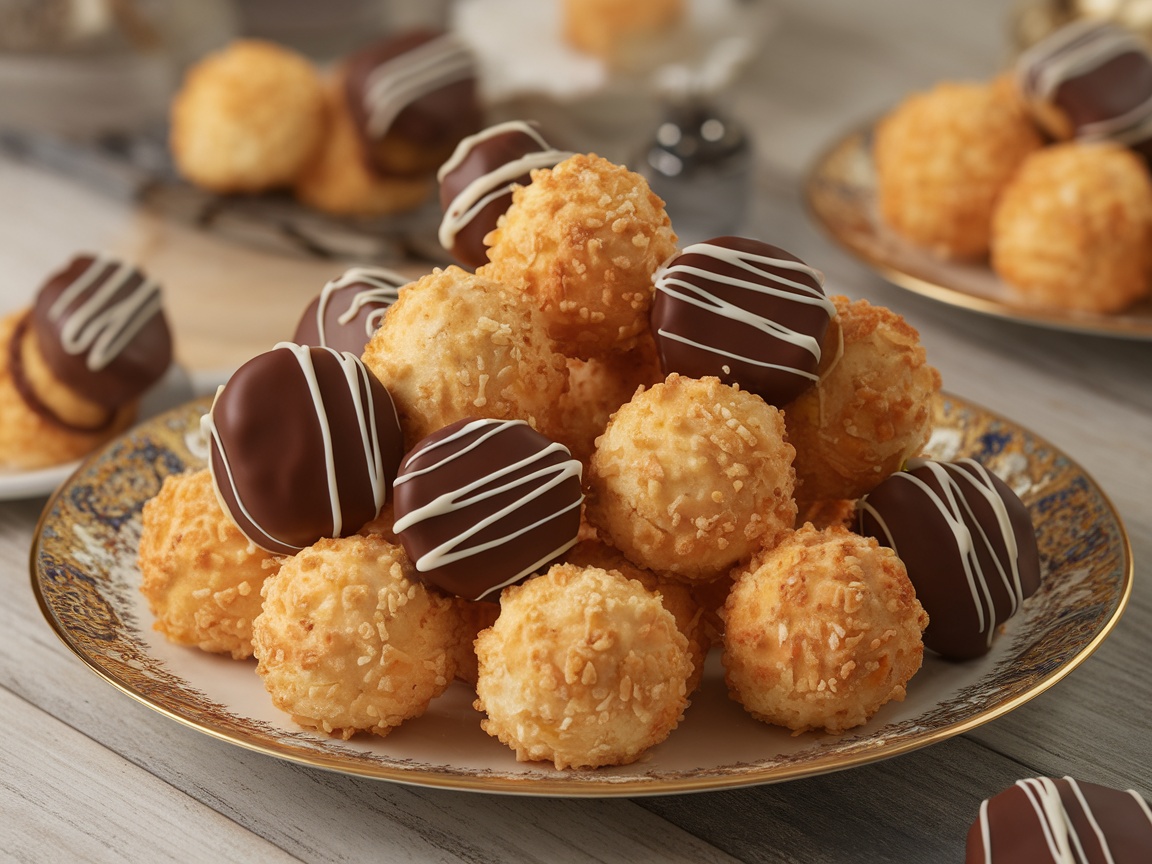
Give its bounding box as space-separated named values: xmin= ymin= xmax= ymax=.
xmin=804 ymin=122 xmax=1152 ymax=340
xmin=31 ymin=394 xmax=1131 ymax=796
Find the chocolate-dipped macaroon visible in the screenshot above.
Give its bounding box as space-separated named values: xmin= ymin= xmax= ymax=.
xmin=343 ymin=30 xmax=482 ymax=179
xmin=293 ymin=266 xmax=407 ymax=356
xmin=202 ymin=343 xmax=405 ymax=556
xmin=392 ymin=417 xmax=584 ymax=601
xmin=650 ymin=237 xmax=836 ymax=408
xmin=857 ymin=457 xmax=1042 ymax=660
xmin=30 ymin=253 xmax=171 ymax=409
xmin=1 ymin=253 xmax=173 ymax=469
xmin=437 ymin=120 xmax=570 ymax=268
xmin=967 ymin=777 xmax=1152 ymax=863
xmin=1016 ymin=19 xmax=1152 ymax=148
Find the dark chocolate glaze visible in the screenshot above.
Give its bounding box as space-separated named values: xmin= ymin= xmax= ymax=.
xmin=650 ymin=237 xmax=835 ymax=408
xmin=966 ymin=777 xmax=1152 ymax=863
xmin=857 ymin=457 xmax=1041 ymax=660
xmin=437 ymin=121 xmax=566 ymax=268
xmin=293 ymin=267 xmax=406 ymax=356
xmin=1019 ymin=20 xmax=1152 ymax=142
xmin=30 ymin=254 xmax=172 ymax=410
xmin=392 ymin=417 xmax=584 ymax=601
xmin=343 ymin=29 xmax=482 ymax=178
xmin=205 ymin=344 xmax=405 ymax=556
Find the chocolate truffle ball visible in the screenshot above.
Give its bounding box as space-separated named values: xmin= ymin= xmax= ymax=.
xmin=437 ymin=120 xmax=570 ymax=268
xmin=392 ymin=417 xmax=584 ymax=601
xmin=343 ymin=30 xmax=482 ymax=178
xmin=650 ymin=237 xmax=836 ymax=407
xmin=966 ymin=776 xmax=1152 ymax=863
xmin=203 ymin=343 xmax=405 ymax=556
xmin=1016 ymin=19 xmax=1152 ymax=146
xmin=30 ymin=253 xmax=172 ymax=411
xmin=293 ymin=266 xmax=407 ymax=356
xmin=857 ymin=457 xmax=1042 ymax=660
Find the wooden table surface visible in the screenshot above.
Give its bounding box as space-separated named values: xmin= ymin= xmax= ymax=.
xmin=2 ymin=1 xmax=1149 ymax=861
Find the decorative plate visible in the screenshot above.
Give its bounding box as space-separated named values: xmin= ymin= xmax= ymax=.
xmin=31 ymin=395 xmax=1130 ymax=796
xmin=804 ymin=122 xmax=1152 ymax=340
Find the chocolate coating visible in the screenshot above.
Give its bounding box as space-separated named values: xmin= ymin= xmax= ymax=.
xmin=1018 ymin=20 xmax=1152 ymax=144
xmin=343 ymin=29 xmax=482 ymax=178
xmin=437 ymin=121 xmax=568 ymax=268
xmin=392 ymin=417 xmax=584 ymax=601
xmin=857 ymin=457 xmax=1042 ymax=660
xmin=966 ymin=777 xmax=1152 ymax=863
xmin=204 ymin=343 xmax=405 ymax=556
xmin=293 ymin=266 xmax=407 ymax=356
xmin=650 ymin=237 xmax=836 ymax=408
xmin=30 ymin=253 xmax=172 ymax=410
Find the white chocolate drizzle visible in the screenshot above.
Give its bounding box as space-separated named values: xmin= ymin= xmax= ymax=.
xmin=859 ymin=457 xmax=1026 ymax=650
xmin=436 ymin=120 xmax=571 ymax=251
xmin=977 ymin=776 xmax=1152 ymax=863
xmin=314 ymin=266 xmax=407 ymax=346
xmin=47 ymin=254 xmax=163 ymax=372
xmin=392 ymin=418 xmax=584 ymax=601
xmin=1017 ymin=19 xmax=1152 ymax=143
xmin=202 ymin=343 xmax=396 ymax=554
xmin=362 ymin=34 xmax=475 ymax=140
xmin=652 ymin=241 xmax=835 ymax=381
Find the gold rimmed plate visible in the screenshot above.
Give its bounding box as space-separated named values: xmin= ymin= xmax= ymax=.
xmin=31 ymin=395 xmax=1130 ymax=796
xmin=804 ymin=122 xmax=1152 ymax=340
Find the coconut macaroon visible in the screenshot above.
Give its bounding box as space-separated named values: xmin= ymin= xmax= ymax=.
xmin=991 ymin=141 xmax=1152 ymax=313
xmin=450 ymin=598 xmax=502 ymax=689
xmin=138 ymin=469 xmax=281 ymax=659
xmin=722 ymin=523 xmax=928 ymax=734
xmin=874 ymin=75 xmax=1044 ymax=259
xmin=563 ymin=538 xmax=708 ymax=695
xmin=252 ymin=534 xmax=458 ymax=739
xmin=361 ymin=265 xmax=569 ymax=447
xmin=170 ymin=39 xmax=327 ymax=194
xmin=474 ymin=563 xmax=691 ymax=769
xmin=0 ymin=309 xmax=134 ymax=471
xmin=482 ymin=152 xmax=678 ymax=360
xmin=294 ymin=73 xmax=432 ymax=217
xmin=785 ymin=296 xmax=941 ymax=504
xmin=555 ymin=334 xmax=664 ymax=467
xmin=587 ymin=373 xmax=797 ymax=582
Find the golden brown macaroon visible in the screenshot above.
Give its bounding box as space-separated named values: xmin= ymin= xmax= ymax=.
xmin=0 ymin=309 xmax=134 ymax=471
xmin=563 ymin=0 xmax=684 ymax=59
xmin=482 ymin=153 xmax=678 ymax=360
xmin=293 ymin=72 xmax=432 ymax=217
xmin=474 ymin=563 xmax=691 ymax=769
xmin=785 ymin=296 xmax=941 ymax=503
xmin=874 ymin=75 xmax=1044 ymax=259
xmin=563 ymin=538 xmax=708 ymax=695
xmin=587 ymin=373 xmax=797 ymax=583
xmin=450 ymin=597 xmax=501 ymax=689
xmin=170 ymin=39 xmax=327 ymax=194
xmin=361 ymin=265 xmax=569 ymax=447
xmin=991 ymin=140 xmax=1152 ymax=313
xmin=138 ymin=469 xmax=281 ymax=659
xmin=722 ymin=523 xmax=928 ymax=734
xmin=556 ymin=333 xmax=664 ymax=467
xmin=252 ymin=533 xmax=458 ymax=739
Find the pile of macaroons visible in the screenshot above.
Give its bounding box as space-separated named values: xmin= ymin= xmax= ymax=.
xmin=874 ymin=17 xmax=1152 ymax=314
xmin=137 ymin=123 xmax=1043 ymax=771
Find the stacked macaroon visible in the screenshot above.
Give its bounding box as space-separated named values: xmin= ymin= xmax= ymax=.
xmin=137 ymin=134 xmax=1042 ymax=770
xmin=168 ymin=30 xmax=482 ymax=217
xmin=0 ymin=254 xmax=174 ymax=471
xmin=874 ymin=18 xmax=1152 ymax=314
